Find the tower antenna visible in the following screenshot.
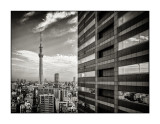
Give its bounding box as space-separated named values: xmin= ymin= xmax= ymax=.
xmin=40 ymin=32 xmax=42 ymax=45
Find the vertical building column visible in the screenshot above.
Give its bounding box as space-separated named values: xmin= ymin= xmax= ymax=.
xmin=114 ymin=12 xmax=118 ymax=113
xmin=95 ymin=11 xmax=98 ymax=113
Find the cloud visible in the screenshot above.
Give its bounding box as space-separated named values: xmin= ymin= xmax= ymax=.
xmin=68 ymin=26 xmax=77 ymax=33
xmin=66 ymin=39 xmax=75 ymax=44
xmin=44 ymin=24 xmax=77 ymax=39
xmin=20 ymin=12 xmax=35 ymax=24
xmin=12 ymin=58 xmax=24 ymax=62
xmin=68 ymin=16 xmax=77 ymax=24
xmin=33 ymin=11 xmax=76 ymax=33
xmin=13 ymin=50 xmax=77 ymax=77
xmin=15 ymin=50 xmax=39 ymax=63
xmin=47 ymin=28 xmax=69 ymax=38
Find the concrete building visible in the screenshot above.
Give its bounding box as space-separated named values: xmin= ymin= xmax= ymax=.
xmin=39 ymin=94 xmax=55 ymax=113
xmin=38 ymin=86 xmax=54 ymax=95
xmin=78 ymin=11 xmax=149 ymax=113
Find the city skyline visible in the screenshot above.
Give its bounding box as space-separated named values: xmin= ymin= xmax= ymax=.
xmin=11 ymin=11 xmax=78 ymax=81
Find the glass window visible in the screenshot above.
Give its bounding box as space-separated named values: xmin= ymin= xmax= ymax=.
xmin=78 ymin=86 xmax=95 ymax=94
xmin=78 ymin=36 xmax=95 ymax=51
xmin=78 ymin=13 xmax=87 ymax=25
xmin=140 ymin=62 xmax=149 ymax=73
xmin=86 ymin=103 xmax=95 ymax=111
xmin=79 ymin=19 xmax=95 ymax=38
xmin=99 ymin=68 xmax=114 ymax=77
xmin=140 ymin=30 xmax=149 ymax=42
xmin=118 ymin=30 xmax=149 ymax=50
xmin=118 ymin=12 xmax=143 ymax=26
xmin=78 ymin=53 xmax=95 ymax=64
xmin=118 ymin=91 xmax=149 ymax=105
xmin=119 ymin=62 xmax=149 ymax=75
xmin=79 ymin=71 xmax=95 ymax=77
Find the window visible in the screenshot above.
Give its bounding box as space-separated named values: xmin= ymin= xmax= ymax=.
xmin=98 ymin=89 xmax=114 ymax=99
xmin=99 ymin=68 xmax=114 ymax=77
xmin=79 ymin=19 xmax=95 ymax=38
xmin=98 ymin=12 xmax=111 ymax=21
xmin=140 ymin=30 xmax=149 ymax=42
xmin=118 ymin=30 xmax=149 ymax=50
xmin=78 ymin=71 xmax=95 ymax=77
xmin=98 ymin=23 xmax=114 ymax=40
xmin=98 ymin=45 xmax=114 ymax=58
xmin=118 ymin=11 xmax=143 ymax=26
xmin=78 ymin=86 xmax=95 ymax=94
xmin=118 ymin=91 xmax=149 ymax=105
xmin=118 ymin=62 xmax=149 ymax=75
xmin=78 ymin=12 xmax=87 ymax=25
xmin=78 ymin=36 xmax=95 ymax=51
xmin=86 ymin=103 xmax=95 ymax=111
xmin=78 ymin=53 xmax=95 ymax=64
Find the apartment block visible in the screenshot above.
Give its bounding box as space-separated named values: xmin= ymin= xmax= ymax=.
xmin=39 ymin=94 xmax=55 ymax=113
xmin=78 ymin=11 xmax=149 ymax=113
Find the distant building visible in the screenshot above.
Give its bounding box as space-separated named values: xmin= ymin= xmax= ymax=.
xmin=54 ymin=73 xmax=59 ymax=88
xmin=39 ymin=94 xmax=55 ymax=113
xmin=32 ymin=88 xmax=38 ymax=113
xmin=55 ymin=73 xmax=59 ymax=83
xmin=58 ymin=89 xmax=62 ymax=101
xmin=53 ymin=88 xmax=59 ymax=98
xmin=11 ymin=83 xmax=18 ymax=91
xmin=73 ymin=77 xmax=76 ymax=82
xmin=11 ymin=102 xmax=17 ymax=113
xmin=59 ymin=101 xmax=69 ymax=113
xmin=38 ymin=86 xmax=54 ymax=95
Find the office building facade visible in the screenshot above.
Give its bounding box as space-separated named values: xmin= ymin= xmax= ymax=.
xmin=78 ymin=11 xmax=149 ymax=113
xmin=39 ymin=94 xmax=55 ymax=113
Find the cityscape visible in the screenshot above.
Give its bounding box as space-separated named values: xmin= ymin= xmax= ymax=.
xmin=11 ymin=11 xmax=149 ymax=113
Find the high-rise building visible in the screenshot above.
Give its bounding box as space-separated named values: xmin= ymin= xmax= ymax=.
xmin=55 ymin=73 xmax=59 ymax=83
xmin=78 ymin=11 xmax=149 ymax=113
xmin=39 ymin=94 xmax=55 ymax=113
xmin=54 ymin=73 xmax=59 ymax=88
xmin=39 ymin=32 xmax=44 ymax=85
xmin=32 ymin=88 xmax=38 ymax=113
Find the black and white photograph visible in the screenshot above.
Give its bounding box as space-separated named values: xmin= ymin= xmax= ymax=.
xmin=11 ymin=11 xmax=149 ymax=113
xmin=1 ymin=0 xmax=160 ymax=124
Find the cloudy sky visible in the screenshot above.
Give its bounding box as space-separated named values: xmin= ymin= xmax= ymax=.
xmin=11 ymin=11 xmax=78 ymax=82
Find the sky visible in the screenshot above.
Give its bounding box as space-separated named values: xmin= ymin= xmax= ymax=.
xmin=11 ymin=11 xmax=78 ymax=82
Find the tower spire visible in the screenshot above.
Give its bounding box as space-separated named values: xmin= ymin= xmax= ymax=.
xmin=39 ymin=32 xmax=43 ymax=85
xmin=40 ymin=32 xmax=42 ymax=45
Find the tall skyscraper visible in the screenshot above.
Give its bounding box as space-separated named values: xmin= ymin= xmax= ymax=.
xmin=55 ymin=73 xmax=59 ymax=83
xmin=39 ymin=32 xmax=44 ymax=84
xmin=78 ymin=11 xmax=149 ymax=113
